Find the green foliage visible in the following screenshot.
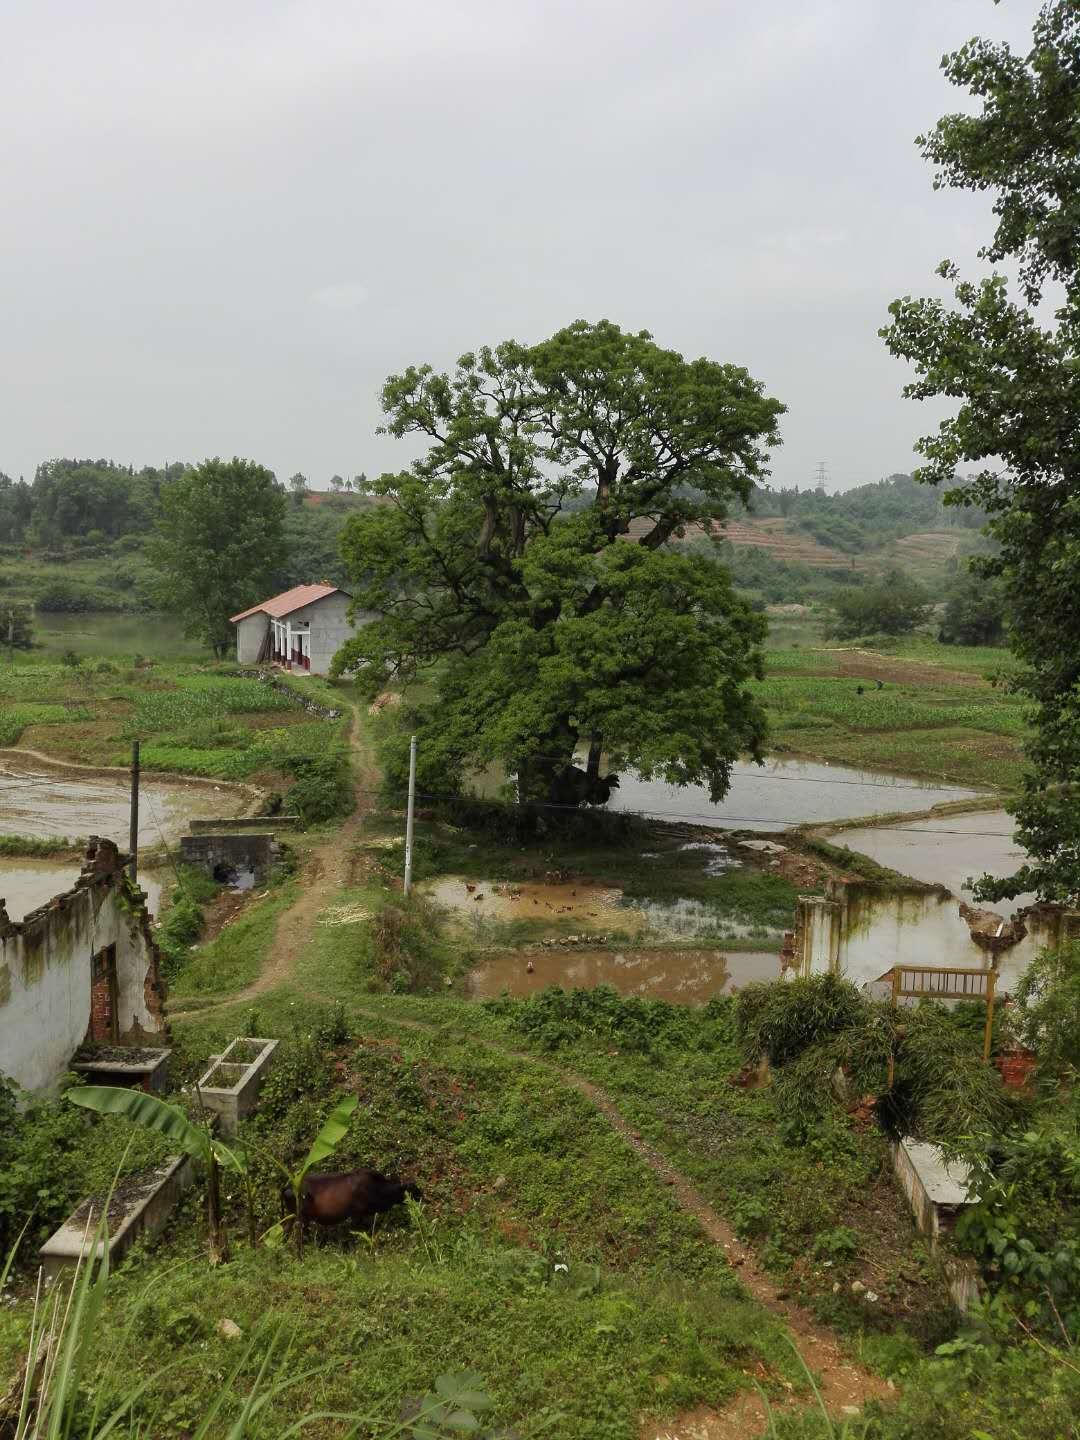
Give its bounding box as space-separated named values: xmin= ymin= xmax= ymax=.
xmin=503 ymin=985 xmax=733 ymax=1056
xmin=147 ymin=457 xmax=287 ymax=658
xmin=1012 ymin=942 xmax=1080 ymax=1085
xmin=0 ymin=702 xmax=92 ymax=745
xmin=156 ymin=870 xmax=218 ymax=982
xmin=0 ymin=601 xmax=33 ymax=650
xmin=335 ymin=320 xmax=782 ymax=806
xmin=736 ymin=978 xmax=1009 ymax=1154
xmin=0 ymin=1074 xmax=173 ymax=1253
xmin=882 ymin=1 xmax=1080 ymax=902
xmin=939 ymin=569 xmax=1007 ymax=648
xmin=283 ymin=750 xmax=354 ymax=825
xmin=736 ymin=974 xmax=866 ymax=1067
xmin=957 ymin=1125 xmax=1080 ymax=1341
xmin=0 ymin=834 xmax=82 ymax=858
xmin=825 ymin=570 xmax=932 ymax=641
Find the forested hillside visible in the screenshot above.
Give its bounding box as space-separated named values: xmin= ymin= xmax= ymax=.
xmin=0 ymin=459 xmax=373 ymax=613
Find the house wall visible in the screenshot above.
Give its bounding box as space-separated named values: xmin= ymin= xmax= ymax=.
xmin=793 ymin=879 xmax=1074 ymax=995
xmin=0 ymin=839 xmax=166 ymax=1093
xmin=236 ymin=613 xmax=269 ymax=664
xmin=284 ymin=593 xmax=373 ymax=675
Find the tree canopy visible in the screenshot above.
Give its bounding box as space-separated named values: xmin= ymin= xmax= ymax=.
xmin=825 ymin=570 xmax=931 ymax=641
xmin=148 ymin=457 xmax=286 ymax=658
xmin=334 ymin=319 xmax=784 ymax=806
xmin=882 ymin=0 xmax=1080 ymax=901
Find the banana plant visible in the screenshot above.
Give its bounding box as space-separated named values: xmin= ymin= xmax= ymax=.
xmin=262 ymin=1094 xmax=359 ymax=1256
xmin=67 ymin=1085 xmax=254 ymax=1261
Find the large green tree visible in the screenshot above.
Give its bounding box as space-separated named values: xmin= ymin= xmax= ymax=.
xmin=334 ymin=319 xmax=784 ymax=806
xmin=882 ymin=0 xmax=1080 ymax=901
xmin=149 ymin=457 xmax=286 ymax=658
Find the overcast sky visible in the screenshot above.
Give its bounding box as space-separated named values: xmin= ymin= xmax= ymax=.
xmin=0 ymin=0 xmax=1040 ymax=493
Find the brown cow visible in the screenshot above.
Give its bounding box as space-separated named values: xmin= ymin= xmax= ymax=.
xmin=282 ymin=1169 xmax=422 ymax=1230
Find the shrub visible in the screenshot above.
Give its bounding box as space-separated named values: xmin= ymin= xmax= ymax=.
xmin=366 ymin=897 xmax=451 ymax=993
xmin=736 ymin=973 xmax=866 ymax=1066
xmin=825 ymin=569 xmax=932 ymax=640
xmin=1012 ymin=942 xmax=1080 ymax=1086
xmin=36 ymin=580 xmax=97 ymax=612
xmin=284 ymin=753 xmax=353 ymax=825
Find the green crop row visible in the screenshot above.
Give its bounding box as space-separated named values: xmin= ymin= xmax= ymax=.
xmin=753 ymin=675 xmax=1028 ymax=736
xmin=0 ymin=703 xmax=92 ymax=745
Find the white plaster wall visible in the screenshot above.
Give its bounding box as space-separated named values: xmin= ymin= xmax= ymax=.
xmin=287 ymin=593 xmax=374 ymax=675
xmin=236 ymin=613 xmax=269 ymax=663
xmin=0 ymin=884 xmax=163 ymax=1094
xmin=796 ymin=885 xmax=1071 ymax=996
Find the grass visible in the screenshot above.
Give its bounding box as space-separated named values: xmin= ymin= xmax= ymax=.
xmin=0 ymin=702 xmax=92 ymax=745
xmin=0 ymin=998 xmax=814 ymax=1439
xmin=0 ymin=833 xmax=84 ymax=858
xmin=167 ymin=879 xmax=299 ymax=997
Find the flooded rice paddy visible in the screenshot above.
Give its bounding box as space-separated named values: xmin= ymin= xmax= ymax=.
xmin=469 ymin=947 xmax=781 ymax=1004
xmin=839 ymin=809 xmax=1033 ymax=917
xmin=0 ymin=762 xmax=231 ymax=846
xmin=605 ymin=757 xmax=982 ymax=830
xmin=0 ymin=858 xmax=164 ymax=922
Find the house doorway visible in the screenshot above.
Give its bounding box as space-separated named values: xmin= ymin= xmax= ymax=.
xmin=89 ymin=944 xmax=119 ymax=1043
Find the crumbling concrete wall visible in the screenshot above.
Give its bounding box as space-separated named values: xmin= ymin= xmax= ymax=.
xmin=792 ymin=877 xmax=1075 ymax=995
xmin=178 ymin=832 xmax=279 ymax=887
xmin=0 ymin=838 xmax=166 ymax=1093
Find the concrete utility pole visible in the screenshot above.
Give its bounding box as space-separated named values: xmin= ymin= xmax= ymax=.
xmin=128 ymin=740 xmax=140 ymax=883
xmin=403 ymin=734 xmax=417 ymax=896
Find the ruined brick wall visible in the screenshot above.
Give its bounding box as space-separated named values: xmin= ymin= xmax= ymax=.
xmin=791 ymin=877 xmax=1076 ymax=997
xmin=0 ymin=838 xmax=167 ymax=1093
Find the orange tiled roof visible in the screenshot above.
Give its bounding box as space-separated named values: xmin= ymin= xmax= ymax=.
xmin=230 ymin=583 xmax=345 ymax=623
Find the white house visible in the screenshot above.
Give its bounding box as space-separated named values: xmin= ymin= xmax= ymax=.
xmin=230 ymin=583 xmax=369 ymax=675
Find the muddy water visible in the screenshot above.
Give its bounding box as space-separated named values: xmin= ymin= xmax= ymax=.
xmin=468 ymin=947 xmax=781 ymax=1004
xmin=0 ymin=763 xmax=229 ymax=846
xmin=0 ymin=859 xmax=164 ymax=922
xmin=840 ymin=809 xmax=1034 ymax=918
xmin=422 ymin=876 xmax=643 ymax=935
xmin=424 ymin=874 xmax=780 ymax=944
xmin=605 ymin=758 xmax=982 ymax=831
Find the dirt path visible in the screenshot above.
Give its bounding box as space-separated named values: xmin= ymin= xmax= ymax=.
xmin=168 ymin=707 xmax=376 ymax=1017
xmin=165 ymin=705 xmax=893 ymax=1434
xmin=349 ymin=1005 xmax=892 ymax=1438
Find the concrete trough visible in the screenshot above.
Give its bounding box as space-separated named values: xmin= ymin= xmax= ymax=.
xmin=71 ymin=1046 xmax=172 ymax=1094
xmin=39 ymin=1154 xmax=194 ymax=1280
xmin=892 ymin=1136 xmax=981 ymax=1312
xmin=196 ymin=1037 xmax=278 ymax=1136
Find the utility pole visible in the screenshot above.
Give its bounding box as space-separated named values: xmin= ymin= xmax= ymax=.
xmin=128 ymin=740 xmax=140 ymax=884
xmin=403 ymin=734 xmax=417 ymax=897
xmin=7 ymin=606 xmax=14 ymax=665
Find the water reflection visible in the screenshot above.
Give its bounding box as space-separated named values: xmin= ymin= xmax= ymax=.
xmin=605 ymin=758 xmax=982 ymax=831
xmin=469 ymin=947 xmax=781 ymax=1004
xmin=0 ymin=859 xmax=164 ymax=922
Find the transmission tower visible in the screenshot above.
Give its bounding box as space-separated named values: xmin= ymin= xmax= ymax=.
xmin=814 ymin=461 xmax=828 ymax=494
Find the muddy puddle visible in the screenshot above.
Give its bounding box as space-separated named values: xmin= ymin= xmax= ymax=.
xmin=423 ymin=874 xmax=779 ymax=944
xmin=0 ymin=762 xmax=231 ymax=846
xmin=468 ymin=947 xmax=781 ymax=1004
xmin=0 ymin=859 xmax=164 ymax=922
xmin=839 ymin=809 xmax=1033 ymax=917
xmin=422 ymin=876 xmax=643 ymax=936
